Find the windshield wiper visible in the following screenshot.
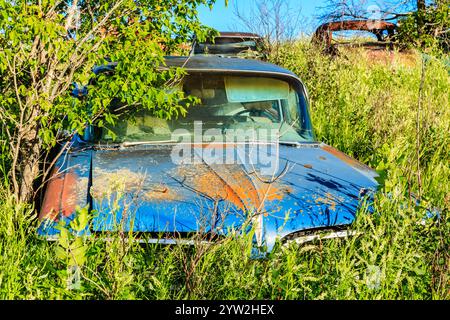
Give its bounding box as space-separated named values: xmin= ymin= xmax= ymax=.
xmin=119 ymin=140 xmax=315 ymax=148
xmin=121 ymin=140 xmax=178 ymax=147
xmin=278 ymin=141 xmax=320 ymax=147
xmin=278 ymin=141 xmax=303 ymax=147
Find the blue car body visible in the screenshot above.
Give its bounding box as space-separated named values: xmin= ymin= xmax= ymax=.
xmin=38 ymin=56 xmax=379 ymax=251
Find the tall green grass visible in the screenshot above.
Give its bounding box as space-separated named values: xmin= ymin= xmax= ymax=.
xmin=0 ymin=43 xmax=448 ymax=299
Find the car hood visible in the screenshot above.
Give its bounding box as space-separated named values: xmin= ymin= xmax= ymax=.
xmin=90 ymin=143 xmax=377 ymax=247
xmin=39 ymin=142 xmax=378 ymax=251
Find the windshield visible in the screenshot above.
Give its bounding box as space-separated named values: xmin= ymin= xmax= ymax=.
xmin=194 ymin=37 xmax=260 ymax=55
xmin=94 ymin=74 xmax=314 ymax=144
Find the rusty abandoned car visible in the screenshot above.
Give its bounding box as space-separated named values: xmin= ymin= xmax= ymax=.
xmin=38 ymin=54 xmax=379 ymax=252
xmin=312 ymin=20 xmax=398 ymax=54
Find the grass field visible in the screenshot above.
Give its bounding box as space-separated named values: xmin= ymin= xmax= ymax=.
xmin=0 ymin=43 xmax=448 ymax=299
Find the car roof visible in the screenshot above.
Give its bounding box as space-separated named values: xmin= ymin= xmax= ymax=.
xmin=92 ymin=56 xmax=302 ymax=84
xmin=163 ymin=55 xmax=300 ymax=82
xmin=214 ymin=32 xmax=262 ymax=39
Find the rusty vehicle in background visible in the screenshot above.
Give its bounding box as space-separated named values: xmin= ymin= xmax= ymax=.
xmin=37 ymin=55 xmax=379 ymax=252
xmin=194 ymin=31 xmax=266 ymax=59
xmin=312 ymin=20 xmax=398 ymax=54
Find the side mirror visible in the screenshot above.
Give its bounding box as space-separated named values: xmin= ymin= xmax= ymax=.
xmin=71 ymin=82 xmax=88 ymax=99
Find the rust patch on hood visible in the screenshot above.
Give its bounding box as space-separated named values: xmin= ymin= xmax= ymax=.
xmin=90 ymin=168 xmax=147 ymax=199
xmin=314 ymin=192 xmax=345 ymax=211
xmin=177 ymin=164 xmax=290 ymax=212
xmin=91 ymin=168 xmax=181 ymax=202
xmin=90 ymin=163 xmax=290 ymax=208
xmin=321 ymin=144 xmax=372 ymax=173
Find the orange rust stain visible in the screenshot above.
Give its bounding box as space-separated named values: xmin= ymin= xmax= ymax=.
xmin=178 ymin=164 xmax=289 ymax=211
xmin=315 ymin=192 xmax=345 ymax=212
xmin=144 ymin=187 xmax=181 ymax=202
xmin=321 ymin=144 xmax=371 ymax=172
xmin=90 ymin=169 xmax=146 ymax=199
xmin=315 ymin=194 xmax=337 ymax=211
xmin=90 ymin=169 xmax=181 ymax=202
xmin=193 ymin=169 xmax=254 ymax=210
xmin=40 ymin=169 xmax=78 ymax=221
xmin=303 ymin=164 xmax=313 ymax=169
